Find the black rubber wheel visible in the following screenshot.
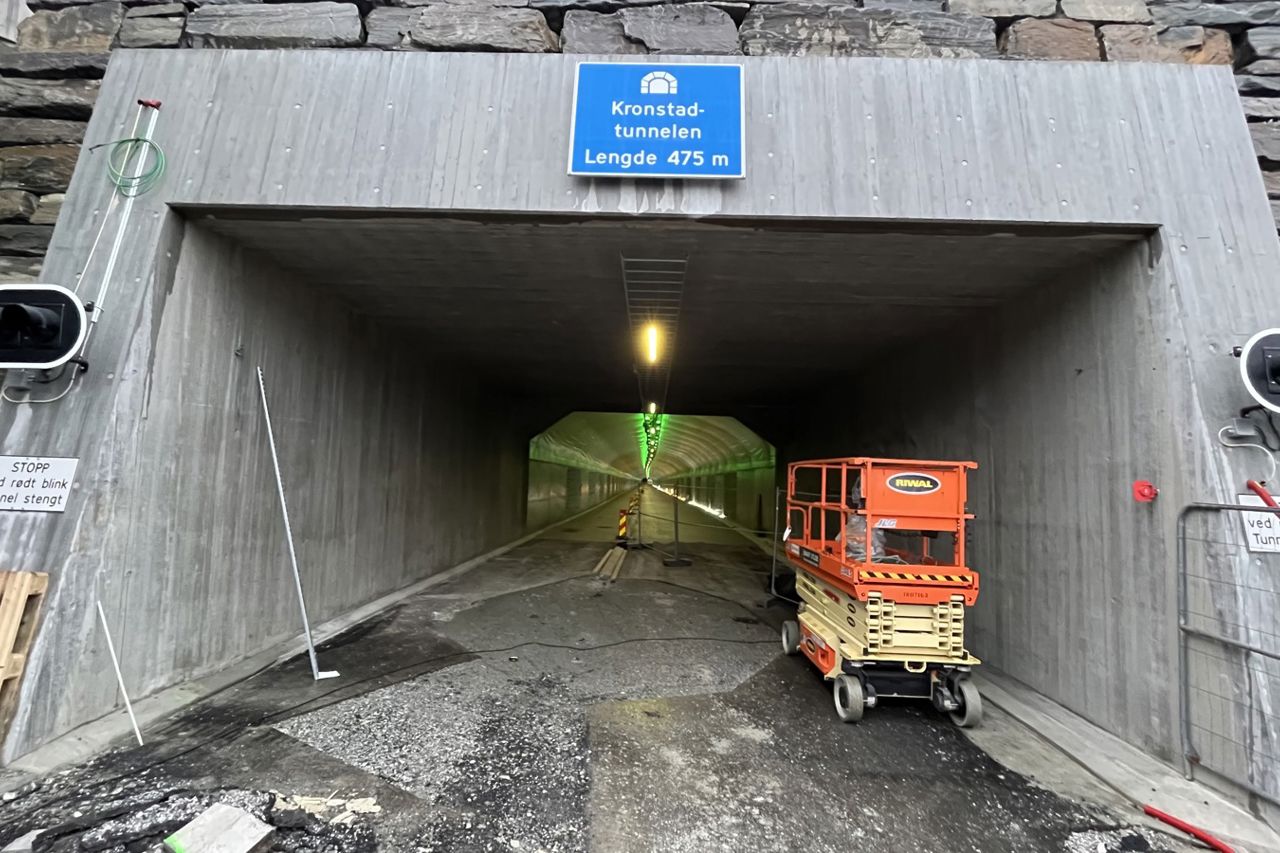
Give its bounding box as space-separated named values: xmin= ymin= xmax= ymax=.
xmin=950 ymin=678 xmax=983 ymax=728
xmin=833 ymin=674 xmax=865 ymax=723
xmin=781 ymin=620 xmax=800 ymax=655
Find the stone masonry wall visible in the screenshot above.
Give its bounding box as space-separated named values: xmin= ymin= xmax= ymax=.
xmin=0 ymin=0 xmax=1274 ymax=279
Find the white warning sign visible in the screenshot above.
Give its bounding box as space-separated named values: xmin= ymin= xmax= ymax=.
xmin=1238 ymin=493 xmax=1280 ymax=553
xmin=0 ymin=456 xmax=78 ymax=512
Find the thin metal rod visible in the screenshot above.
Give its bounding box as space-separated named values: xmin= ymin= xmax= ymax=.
xmin=1180 ymin=624 xmax=1280 ymax=662
xmin=258 ymin=366 xmax=323 ymax=681
xmin=771 ymin=487 xmax=801 ymax=604
xmin=672 ymin=497 xmax=681 ymax=560
xmin=96 ymin=600 xmax=143 ymax=746
xmin=771 ymin=486 xmax=780 ymax=589
xmin=1177 ymin=506 xmax=1193 ymax=779
xmin=73 ymin=106 xmax=142 ymax=296
xmin=81 ymin=105 xmax=160 ymax=355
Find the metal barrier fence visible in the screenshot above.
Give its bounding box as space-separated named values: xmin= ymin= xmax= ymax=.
xmin=1177 ymin=502 xmax=1280 ymax=804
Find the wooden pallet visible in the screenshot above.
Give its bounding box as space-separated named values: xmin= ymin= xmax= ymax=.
xmin=0 ymin=572 xmax=48 ymax=742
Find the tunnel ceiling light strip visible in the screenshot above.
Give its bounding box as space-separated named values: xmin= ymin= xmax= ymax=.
xmin=621 ymin=254 xmax=688 ymax=412
xmin=641 ymin=410 xmax=665 ymax=478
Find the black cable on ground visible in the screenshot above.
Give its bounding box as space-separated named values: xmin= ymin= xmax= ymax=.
xmin=638 ymin=577 xmax=775 ymax=622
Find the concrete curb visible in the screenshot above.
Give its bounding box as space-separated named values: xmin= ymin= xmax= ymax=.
xmin=0 ymin=491 xmax=631 ymax=785
xmin=974 ymin=670 xmax=1280 ymax=853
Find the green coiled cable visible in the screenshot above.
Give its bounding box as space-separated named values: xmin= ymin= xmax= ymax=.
xmin=103 ymin=136 xmax=166 ymax=197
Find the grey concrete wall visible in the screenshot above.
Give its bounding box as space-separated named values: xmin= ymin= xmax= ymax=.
xmin=526 ymin=459 xmax=628 ymax=531
xmin=734 ymin=467 xmax=774 ymax=534
xmin=1 ymin=222 xmax=530 ymax=760
xmin=784 ymin=240 xmax=1264 ymax=769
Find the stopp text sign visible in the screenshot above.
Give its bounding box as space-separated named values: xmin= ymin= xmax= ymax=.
xmin=568 ymin=63 xmax=745 ymax=180
xmin=0 ymin=456 xmax=78 ymax=512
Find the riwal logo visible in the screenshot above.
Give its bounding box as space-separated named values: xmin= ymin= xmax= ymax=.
xmin=886 ymin=472 xmax=941 ymax=495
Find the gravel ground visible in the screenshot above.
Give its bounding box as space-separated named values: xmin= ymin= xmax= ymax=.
xmin=276 ymin=574 xmax=781 ymax=853
xmin=281 ymin=660 xmax=589 ymax=853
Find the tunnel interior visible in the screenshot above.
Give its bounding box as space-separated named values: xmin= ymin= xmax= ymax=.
xmin=529 ymin=411 xmax=776 ymax=531
xmin=139 ymin=207 xmax=1171 ymax=756
xmin=192 ymin=209 xmax=1147 ymax=513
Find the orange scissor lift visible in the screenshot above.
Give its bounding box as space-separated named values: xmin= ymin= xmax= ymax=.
xmin=781 ymin=457 xmax=983 ymax=727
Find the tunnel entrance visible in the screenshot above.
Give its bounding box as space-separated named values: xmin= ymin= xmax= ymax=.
xmin=184 ymin=207 xmax=1153 ymax=551
xmin=174 ymin=206 xmax=1160 ymax=749
xmin=188 ymin=207 xmax=1153 ymax=569
xmin=190 ymin=209 xmax=1150 ymax=510
xmin=30 ymin=201 xmax=1179 ymax=792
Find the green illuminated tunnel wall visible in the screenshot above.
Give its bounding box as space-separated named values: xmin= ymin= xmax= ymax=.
xmin=528 ymin=412 xmax=776 ymax=533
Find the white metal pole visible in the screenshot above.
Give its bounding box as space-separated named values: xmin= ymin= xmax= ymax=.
xmin=96 ymin=600 xmax=143 ymax=746
xmin=80 ymin=105 xmax=160 ymax=355
xmin=256 ymin=366 xmax=338 ymax=681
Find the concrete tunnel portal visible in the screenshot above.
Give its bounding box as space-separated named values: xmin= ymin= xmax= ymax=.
xmin=115 ymin=205 xmax=1173 ymax=741
xmin=3 ymin=49 xmax=1280 ymax=843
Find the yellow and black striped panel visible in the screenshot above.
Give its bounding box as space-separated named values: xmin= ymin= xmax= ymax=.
xmin=861 ymin=570 xmax=971 ymax=583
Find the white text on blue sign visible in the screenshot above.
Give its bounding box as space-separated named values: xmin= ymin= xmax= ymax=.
xmin=569 ymin=64 xmax=745 ymax=180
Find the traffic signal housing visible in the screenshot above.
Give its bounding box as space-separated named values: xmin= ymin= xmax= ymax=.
xmin=0 ymin=284 xmax=87 ymax=371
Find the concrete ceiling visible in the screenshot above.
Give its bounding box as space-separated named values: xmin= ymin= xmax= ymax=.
xmin=196 ymin=210 xmax=1144 ymax=468
xmin=531 ymin=412 xmax=773 ymax=479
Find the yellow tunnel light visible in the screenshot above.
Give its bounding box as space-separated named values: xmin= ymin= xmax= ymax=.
xmin=644 ymin=323 xmax=661 ymax=364
xmin=648 ymin=402 xmax=657 ymax=414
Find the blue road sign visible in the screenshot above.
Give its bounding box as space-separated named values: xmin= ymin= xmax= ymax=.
xmin=568 ymin=63 xmax=745 ymax=180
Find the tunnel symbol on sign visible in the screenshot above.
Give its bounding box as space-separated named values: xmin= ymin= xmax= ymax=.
xmin=640 ymin=71 xmax=678 ymax=95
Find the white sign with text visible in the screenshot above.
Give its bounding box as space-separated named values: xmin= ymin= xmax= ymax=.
xmin=0 ymin=456 xmax=78 ymax=512
xmin=1238 ymin=493 xmax=1280 ymax=553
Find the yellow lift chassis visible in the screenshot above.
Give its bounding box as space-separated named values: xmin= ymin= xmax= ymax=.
xmin=779 ymin=458 xmax=983 ymax=727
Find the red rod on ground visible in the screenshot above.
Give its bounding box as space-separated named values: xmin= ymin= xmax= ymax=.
xmin=1246 ymin=479 xmax=1278 ymax=508
xmin=1142 ymin=805 xmax=1234 ymax=853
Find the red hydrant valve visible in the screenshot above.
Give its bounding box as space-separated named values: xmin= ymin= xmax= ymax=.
xmin=1133 ymin=480 xmax=1158 ymax=503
